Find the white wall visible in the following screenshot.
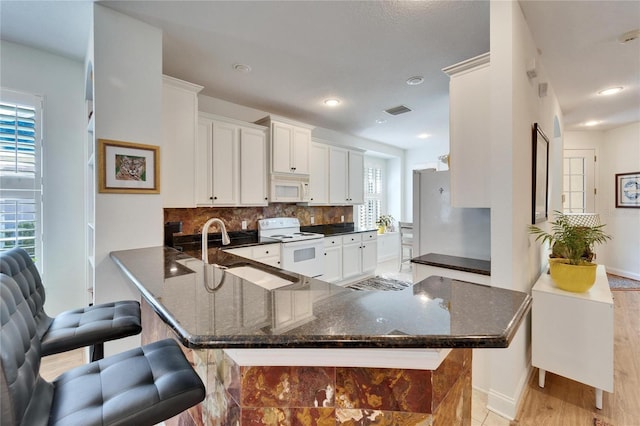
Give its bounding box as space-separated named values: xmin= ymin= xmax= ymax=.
xmin=565 ymin=124 xmax=640 ymax=279
xmin=484 ymin=0 xmax=565 ymax=419
xmin=0 ymin=40 xmax=86 ymax=316
xmin=93 ymin=5 xmax=163 ymax=355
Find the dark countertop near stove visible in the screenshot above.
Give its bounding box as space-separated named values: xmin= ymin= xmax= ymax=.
xmin=110 ymin=246 xmax=530 ymax=350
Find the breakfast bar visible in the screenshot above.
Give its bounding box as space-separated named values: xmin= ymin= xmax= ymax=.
xmin=111 ymin=246 xmax=531 ymax=425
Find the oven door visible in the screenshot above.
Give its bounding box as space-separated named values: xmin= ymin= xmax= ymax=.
xmin=280 ymin=238 xmax=324 ymax=277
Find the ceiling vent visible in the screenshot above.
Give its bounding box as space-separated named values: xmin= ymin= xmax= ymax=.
xmin=384 ymin=105 xmax=412 ymax=116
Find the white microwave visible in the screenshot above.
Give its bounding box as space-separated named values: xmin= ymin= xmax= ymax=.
xmin=270 ymin=174 xmax=310 ymax=202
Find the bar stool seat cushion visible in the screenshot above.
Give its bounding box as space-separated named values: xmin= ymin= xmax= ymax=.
xmin=41 ymin=300 xmax=141 ymax=356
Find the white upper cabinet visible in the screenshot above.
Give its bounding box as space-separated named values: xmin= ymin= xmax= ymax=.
xmin=329 ymin=146 xmax=364 ymax=205
xmin=442 ymin=53 xmax=491 ymax=208
xmin=197 ymin=113 xmax=267 ymax=207
xmin=239 ymin=127 xmax=268 ymax=205
xmin=255 ymin=115 xmax=313 ymax=176
xmin=161 ymin=76 xmax=203 ymax=208
xmin=308 ymin=142 xmax=330 ymax=205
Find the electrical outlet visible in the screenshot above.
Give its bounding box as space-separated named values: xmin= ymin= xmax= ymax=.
xmin=241 ymin=220 xmax=247 ymax=230
xmin=341 ymin=215 xmax=344 ymax=222
xmin=310 ymin=216 xmax=315 ymax=224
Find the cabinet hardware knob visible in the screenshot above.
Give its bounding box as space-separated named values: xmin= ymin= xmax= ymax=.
xmin=209 ymin=196 xmax=213 ymax=200
xmin=324 ymin=253 xmax=327 ymax=256
xmin=214 ymin=196 xmax=217 ymax=200
xmin=266 ymin=251 xmax=269 ymax=254
xmin=265 ymin=197 xmax=268 ymax=200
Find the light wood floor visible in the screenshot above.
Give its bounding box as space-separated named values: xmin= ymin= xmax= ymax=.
xmin=512 ymin=290 xmax=640 ymax=426
xmin=40 ymin=289 xmax=639 ymax=426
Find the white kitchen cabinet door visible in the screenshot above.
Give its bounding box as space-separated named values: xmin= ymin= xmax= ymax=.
xmin=161 ymin=76 xmax=202 ymax=207
xmin=309 ymin=143 xmax=329 ymax=205
xmin=292 ymin=127 xmax=311 ymax=174
xmin=321 ymin=245 xmax=342 ymax=283
xmin=348 ymin=150 xmax=364 ymax=204
xmin=239 ymin=127 xmax=268 ymax=205
xmin=211 ymin=121 xmax=239 ymax=205
xmin=195 ymin=118 xmax=214 ymax=205
xmin=361 ymin=232 xmax=378 ymax=273
xmin=329 ymin=147 xmax=349 ymax=204
xmin=271 ymin=121 xmax=295 ymax=174
xmin=443 ymin=53 xmax=490 ymax=208
xmin=342 ymin=235 xmax=362 ymax=280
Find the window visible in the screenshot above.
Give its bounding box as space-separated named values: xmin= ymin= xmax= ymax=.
xmin=0 ymin=89 xmax=42 ymax=265
xmin=357 ymin=158 xmax=385 ymax=229
xmin=563 ymin=149 xmax=596 ymax=213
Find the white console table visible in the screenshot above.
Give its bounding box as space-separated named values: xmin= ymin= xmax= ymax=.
xmin=532 ymin=265 xmax=613 ymax=409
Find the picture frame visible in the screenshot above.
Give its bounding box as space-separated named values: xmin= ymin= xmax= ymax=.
xmin=615 ymin=171 xmax=640 ymax=208
xmin=531 ymin=123 xmax=549 ymax=224
xmin=98 ymin=139 xmax=160 ymax=194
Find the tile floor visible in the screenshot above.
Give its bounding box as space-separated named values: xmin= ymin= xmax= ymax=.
xmin=375 ymin=258 xmax=513 ymax=426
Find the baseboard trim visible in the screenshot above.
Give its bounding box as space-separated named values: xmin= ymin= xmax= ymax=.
xmin=605 ymin=266 xmax=640 ymax=281
xmin=487 ymin=363 xmax=533 ymax=420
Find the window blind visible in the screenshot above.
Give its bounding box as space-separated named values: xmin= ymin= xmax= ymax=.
xmin=0 ymin=91 xmax=41 ymax=261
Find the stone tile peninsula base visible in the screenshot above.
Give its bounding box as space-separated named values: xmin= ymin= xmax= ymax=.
xmin=142 ymin=300 xmax=472 ymax=425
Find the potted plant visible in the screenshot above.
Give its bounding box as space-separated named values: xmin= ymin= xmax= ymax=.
xmin=529 ymin=211 xmax=612 ymax=292
xmin=376 ymin=215 xmax=394 ymax=234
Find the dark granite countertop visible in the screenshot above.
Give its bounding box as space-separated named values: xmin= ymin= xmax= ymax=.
xmin=412 ymin=253 xmax=491 ymax=276
xmin=111 ymin=247 xmax=529 ymax=350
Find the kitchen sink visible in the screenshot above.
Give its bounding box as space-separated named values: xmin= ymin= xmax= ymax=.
xmin=226 ymin=266 xmax=294 ymax=290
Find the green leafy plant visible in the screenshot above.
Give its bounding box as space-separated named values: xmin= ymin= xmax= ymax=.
xmin=529 ymin=211 xmax=612 ymax=265
xmin=376 ymin=215 xmax=394 ymax=227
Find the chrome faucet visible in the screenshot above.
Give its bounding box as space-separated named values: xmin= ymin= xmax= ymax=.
xmin=201 ymin=218 xmax=230 ymax=263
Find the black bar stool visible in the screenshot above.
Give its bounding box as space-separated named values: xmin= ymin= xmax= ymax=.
xmin=0 ymin=247 xmax=141 ymax=359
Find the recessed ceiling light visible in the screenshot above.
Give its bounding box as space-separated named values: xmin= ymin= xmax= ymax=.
xmin=417 ymin=133 xmax=430 ymax=139
xmin=406 ymin=76 xmax=425 ymax=86
xmin=375 ymin=119 xmax=387 ymax=124
xmin=323 ymin=98 xmax=341 ymax=107
xmin=598 ymin=87 xmax=623 ymax=96
xmin=584 ymin=120 xmax=601 ymax=127
xmin=232 ymin=63 xmax=252 ymax=73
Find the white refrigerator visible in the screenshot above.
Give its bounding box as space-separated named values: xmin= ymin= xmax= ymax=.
xmin=412 ymin=169 xmax=490 ymax=260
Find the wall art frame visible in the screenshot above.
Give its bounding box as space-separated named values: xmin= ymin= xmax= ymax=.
xmin=98 ymin=139 xmax=160 ymax=194
xmin=615 ymin=171 xmax=640 ymax=208
xmin=531 ymin=123 xmax=550 ymax=224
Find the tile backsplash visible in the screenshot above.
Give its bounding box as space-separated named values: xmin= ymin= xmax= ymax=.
xmin=164 ymin=205 xmax=354 ymax=235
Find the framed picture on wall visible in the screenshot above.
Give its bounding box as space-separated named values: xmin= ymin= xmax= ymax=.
xmin=98 ymin=139 xmax=160 ymax=194
xmin=615 ymin=172 xmax=640 ymax=208
xmin=531 ymin=123 xmax=550 ymax=224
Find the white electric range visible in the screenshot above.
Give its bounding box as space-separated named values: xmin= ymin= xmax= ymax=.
xmin=258 ymin=218 xmax=324 ymax=277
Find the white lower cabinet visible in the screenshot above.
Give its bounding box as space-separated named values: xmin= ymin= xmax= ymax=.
xmin=320 ymin=236 xmax=342 ymax=283
xmin=224 ymin=243 xmax=280 ymax=268
xmin=339 ymin=231 xmax=377 ymax=284
xmin=532 ymin=265 xmax=613 ymax=409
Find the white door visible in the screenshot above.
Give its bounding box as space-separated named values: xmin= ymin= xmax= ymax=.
xmin=272 ymin=122 xmax=293 ymax=173
xmin=292 ymin=127 xmax=310 ymax=174
xmin=563 ymin=149 xmax=596 ymax=213
xmin=239 ymin=127 xmax=267 ymax=205
xmin=309 ymin=143 xmax=329 ymax=204
xmin=348 ymin=150 xmax=365 ymax=204
xmin=329 ymin=147 xmax=348 ymax=204
xmin=211 ymin=121 xmax=238 ymax=205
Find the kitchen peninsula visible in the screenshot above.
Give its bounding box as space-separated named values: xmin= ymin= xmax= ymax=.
xmin=111 ymin=246 xmax=530 ymax=425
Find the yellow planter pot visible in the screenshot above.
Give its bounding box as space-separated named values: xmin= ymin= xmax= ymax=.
xmin=549 ymin=259 xmax=597 ymax=292
xmin=377 ymin=225 xmax=386 ymax=234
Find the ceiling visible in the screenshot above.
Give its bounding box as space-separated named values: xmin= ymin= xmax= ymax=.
xmin=1 ymin=1 xmax=638 ymax=150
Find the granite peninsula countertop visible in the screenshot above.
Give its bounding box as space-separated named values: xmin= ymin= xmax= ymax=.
xmin=412 ymin=253 xmax=491 ymax=276
xmin=111 ymin=246 xmax=530 ymax=350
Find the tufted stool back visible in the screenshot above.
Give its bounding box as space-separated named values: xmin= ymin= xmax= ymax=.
xmin=1 ymin=273 xmax=53 ymax=425
xmin=0 ymin=247 xmax=53 ymax=339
